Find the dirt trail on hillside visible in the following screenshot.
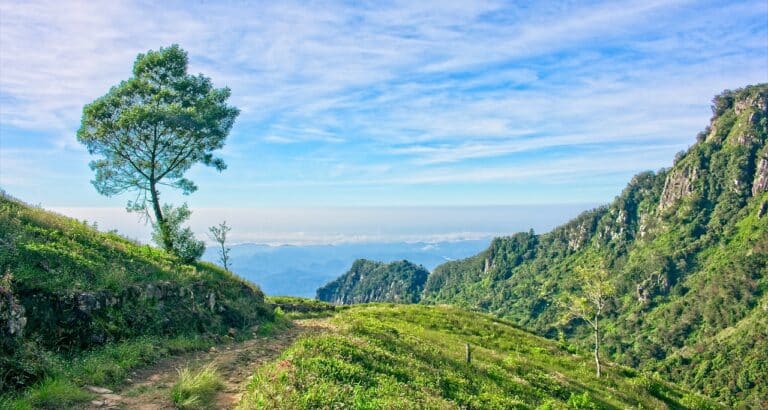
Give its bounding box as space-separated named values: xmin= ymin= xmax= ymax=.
xmin=85 ymin=318 xmax=334 ymax=410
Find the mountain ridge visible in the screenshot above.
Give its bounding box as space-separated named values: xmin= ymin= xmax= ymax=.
xmin=316 ymin=84 xmax=768 ymax=406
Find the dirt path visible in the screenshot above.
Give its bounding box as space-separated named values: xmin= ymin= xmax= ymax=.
xmin=86 ymin=318 xmax=334 ymax=410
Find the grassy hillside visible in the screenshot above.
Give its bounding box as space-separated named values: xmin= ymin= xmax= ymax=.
xmin=420 ymin=84 xmax=768 ymax=407
xmin=317 ymin=259 xmax=429 ymax=304
xmin=0 ymin=192 xmax=247 ymax=292
xmin=239 ymin=304 xmax=719 ymax=409
xmin=0 ymin=192 xmax=273 ymax=394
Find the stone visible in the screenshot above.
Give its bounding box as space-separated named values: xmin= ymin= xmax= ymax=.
xmin=208 ymin=292 xmax=216 ymax=311
xmin=85 ymin=385 xmax=113 ymax=394
xmin=752 ymin=155 xmax=768 ymax=196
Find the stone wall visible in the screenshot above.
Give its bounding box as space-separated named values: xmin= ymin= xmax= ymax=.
xmin=2 ymin=280 xmax=270 ymax=352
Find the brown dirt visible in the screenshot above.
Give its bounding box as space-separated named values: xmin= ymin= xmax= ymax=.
xmin=85 ymin=318 xmax=335 ymax=410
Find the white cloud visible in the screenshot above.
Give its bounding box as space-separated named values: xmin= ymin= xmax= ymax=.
xmin=1 ymin=0 xmax=766 ymax=207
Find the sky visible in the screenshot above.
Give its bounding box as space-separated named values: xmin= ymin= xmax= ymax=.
xmin=1 ymin=0 xmax=767 ymax=244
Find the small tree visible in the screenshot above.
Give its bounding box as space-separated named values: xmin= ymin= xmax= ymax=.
xmin=151 ymin=203 xmax=204 ymax=263
xmin=561 ymin=261 xmax=616 ymax=377
xmin=208 ymin=221 xmax=232 ymax=272
xmin=77 ymin=44 xmax=239 ymax=254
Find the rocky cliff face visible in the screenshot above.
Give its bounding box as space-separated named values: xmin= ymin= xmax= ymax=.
xmin=659 ymin=165 xmax=698 ymax=210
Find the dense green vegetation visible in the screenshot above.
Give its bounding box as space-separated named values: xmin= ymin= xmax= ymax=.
xmin=418 ymin=84 xmax=768 ymax=407
xmin=0 ymin=193 xmax=273 ymax=397
xmin=266 ymin=296 xmax=338 ymax=318
xmin=239 ymin=304 xmax=718 ymax=409
xmin=317 ymin=259 xmax=429 ymax=304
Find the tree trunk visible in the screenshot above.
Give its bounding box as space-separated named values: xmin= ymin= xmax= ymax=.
xmin=594 ymin=323 xmax=601 ymax=377
xmin=149 ymin=182 xmax=173 ymax=251
xmin=220 ymin=242 xmax=229 ymax=272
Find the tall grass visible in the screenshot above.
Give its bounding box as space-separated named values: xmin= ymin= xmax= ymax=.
xmin=1 ymin=334 xmax=217 ymax=409
xmin=170 ymin=364 xmax=224 ymax=410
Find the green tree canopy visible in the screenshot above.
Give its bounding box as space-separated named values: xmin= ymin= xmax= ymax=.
xmin=77 ymin=44 xmax=239 ymax=251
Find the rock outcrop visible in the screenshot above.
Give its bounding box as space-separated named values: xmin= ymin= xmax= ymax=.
xmin=659 ymin=165 xmax=698 ymax=210
xmin=753 ymin=152 xmax=768 ymax=196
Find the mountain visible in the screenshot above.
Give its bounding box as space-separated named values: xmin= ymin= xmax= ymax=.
xmin=316 ymin=259 xmax=429 ymax=304
xmin=240 ymin=304 xmax=719 ymax=409
xmin=417 ymin=84 xmax=768 ymax=407
xmin=312 ymin=84 xmax=767 ymax=406
xmin=203 ymin=239 xmax=490 ymax=297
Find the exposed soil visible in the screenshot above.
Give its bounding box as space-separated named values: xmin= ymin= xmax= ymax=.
xmin=85 ymin=318 xmax=334 ymax=409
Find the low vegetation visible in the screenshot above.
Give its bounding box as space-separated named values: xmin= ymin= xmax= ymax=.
xmin=239 ymin=304 xmax=719 ymax=409
xmin=171 ymin=364 xmax=224 ymax=410
xmin=266 ymin=296 xmax=338 ymax=319
xmin=2 ymin=334 xmax=220 ymax=409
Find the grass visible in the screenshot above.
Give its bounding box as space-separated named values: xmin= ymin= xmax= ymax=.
xmin=1 ymin=334 xmax=221 ymax=409
xmin=0 ymin=192 xmax=256 ymax=293
xmin=170 ymin=364 xmax=224 ymax=410
xmin=266 ymin=296 xmax=338 ymax=319
xmin=239 ymin=304 xmax=722 ymax=409
xmin=9 ymin=378 xmax=93 ymax=410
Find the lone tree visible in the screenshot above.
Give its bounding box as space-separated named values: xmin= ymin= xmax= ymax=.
xmin=561 ymin=260 xmax=616 ymax=377
xmin=208 ymin=221 xmax=232 ymax=272
xmin=77 ymin=44 xmax=239 ymax=253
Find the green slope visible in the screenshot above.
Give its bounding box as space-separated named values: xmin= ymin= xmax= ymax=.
xmin=317 ymin=259 xmax=429 ymax=304
xmin=239 ymin=304 xmax=719 ymax=409
xmin=0 ymin=193 xmax=273 ymax=394
xmin=420 ymin=84 xmax=768 ymax=407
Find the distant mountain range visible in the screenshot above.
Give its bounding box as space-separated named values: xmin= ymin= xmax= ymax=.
xmin=202 ymin=239 xmax=490 ymax=297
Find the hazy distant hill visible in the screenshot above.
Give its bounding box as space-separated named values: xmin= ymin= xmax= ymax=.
xmin=202 ymin=239 xmax=489 ymax=297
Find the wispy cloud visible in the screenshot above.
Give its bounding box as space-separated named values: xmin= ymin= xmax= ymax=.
xmin=1 ymin=0 xmax=766 ymax=209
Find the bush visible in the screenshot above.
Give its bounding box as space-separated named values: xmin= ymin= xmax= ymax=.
xmin=151 ymin=203 xmax=204 ymax=263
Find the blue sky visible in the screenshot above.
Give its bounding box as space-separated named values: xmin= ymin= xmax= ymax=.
xmin=1 ymin=0 xmax=767 ymax=243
